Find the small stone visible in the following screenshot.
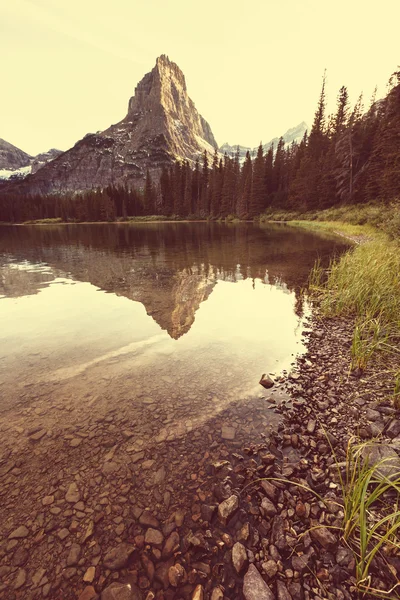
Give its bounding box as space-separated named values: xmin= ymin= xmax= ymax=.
xmin=102 ymin=461 xmax=120 ymax=476
xmin=153 ymin=466 xmax=166 ymax=484
xmin=32 ymin=567 xmax=46 ymax=586
xmin=65 ymin=482 xmax=80 ymax=503
xmin=12 ymin=547 xmax=29 ymax=566
xmin=168 ymin=563 xmax=186 ymax=587
xmin=243 ymin=564 xmax=274 ymax=600
xmin=42 ymin=495 xmax=54 ymax=506
xmin=83 ymin=566 xmax=96 ymax=583
xmin=58 ymin=528 xmax=70 ymax=540
xmin=277 ymin=580 xmax=292 ymax=600
xmin=192 ymin=584 xmax=204 ymax=600
xmin=307 ymin=419 xmax=316 ymax=433
xmin=70 ymin=437 xmax=82 ymax=447
xmin=103 ymin=543 xmax=135 ymax=570
xmin=259 ymin=374 xmax=274 ymax=389
xmin=139 ymin=511 xmax=159 ymax=528
xmin=29 ymin=429 xmax=47 ymax=441
xmin=14 ymin=568 xmax=27 ymax=589
xmin=211 ymin=587 xmax=224 ymax=600
xmin=145 ymin=528 xmax=164 ymax=546
xmin=78 ymin=587 xmax=97 ymax=600
xmin=387 ymin=420 xmax=400 ymax=439
xmin=295 ymin=501 xmax=306 ymax=518
xmin=162 ymin=531 xmax=180 ymax=558
xmin=310 ymin=525 xmax=337 ymax=549
xmin=237 ymin=522 xmax=251 ymax=542
xmin=218 ymin=494 xmax=239 ymax=525
xmin=260 ymin=497 xmax=277 ymax=518
xmin=262 ymin=560 xmax=278 ymax=579
xmin=232 ymin=542 xmax=248 ymax=574
xmin=67 ymin=543 xmax=81 ymax=566
xmin=221 ymin=425 xmax=236 ymax=440
xmin=101 ymin=582 xmax=142 ymax=600
xmin=9 ymin=525 xmax=29 ymax=539
xmin=83 ymin=520 xmax=95 ymax=542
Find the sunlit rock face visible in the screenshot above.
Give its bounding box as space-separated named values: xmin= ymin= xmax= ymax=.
xmin=7 ymin=55 xmax=218 ymax=196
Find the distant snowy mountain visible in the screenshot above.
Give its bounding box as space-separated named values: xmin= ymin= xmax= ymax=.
xmin=219 ymin=121 xmax=308 ymax=161
xmin=0 ymin=139 xmax=62 ymax=180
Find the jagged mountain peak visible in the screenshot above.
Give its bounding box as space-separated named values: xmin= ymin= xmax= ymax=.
xmin=4 ymin=56 xmax=218 ymax=195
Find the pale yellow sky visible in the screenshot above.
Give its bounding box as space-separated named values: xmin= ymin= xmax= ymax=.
xmin=1 ymin=0 xmax=399 ymax=155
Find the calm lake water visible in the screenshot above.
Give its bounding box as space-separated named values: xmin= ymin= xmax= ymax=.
xmin=0 ymin=223 xmax=348 ymax=446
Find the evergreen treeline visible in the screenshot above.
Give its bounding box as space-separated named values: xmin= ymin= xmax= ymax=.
xmin=0 ymin=70 xmax=399 ymax=223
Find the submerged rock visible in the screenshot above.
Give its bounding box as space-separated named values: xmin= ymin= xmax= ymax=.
xmin=259 ymin=374 xmax=274 ymax=389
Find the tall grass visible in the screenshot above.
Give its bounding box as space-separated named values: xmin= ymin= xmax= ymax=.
xmin=310 ymin=239 xmax=400 ymax=374
xmin=337 ymin=439 xmax=400 ymax=597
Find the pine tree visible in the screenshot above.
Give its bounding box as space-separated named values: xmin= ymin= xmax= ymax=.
xmin=250 ymin=143 xmax=265 ymax=217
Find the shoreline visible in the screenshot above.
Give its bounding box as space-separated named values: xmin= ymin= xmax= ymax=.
xmin=1 ymin=309 xmax=399 ymax=599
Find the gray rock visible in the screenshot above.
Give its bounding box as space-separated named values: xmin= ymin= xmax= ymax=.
xmin=103 ymin=543 xmax=135 ymax=570
xmin=386 ymin=419 xmax=400 ymax=439
xmin=336 ymin=546 xmax=353 ymax=567
xmin=9 ymin=525 xmax=29 ymax=539
xmin=310 ymin=525 xmax=337 ymax=549
xmin=243 ymin=564 xmax=274 ymax=600
xmin=292 ymin=547 xmax=315 ymax=572
xmin=365 ymin=408 xmax=381 ymax=422
xmin=218 ymin=494 xmax=239 ymax=525
xmin=362 ymin=443 xmax=400 ymax=480
xmin=232 ymin=542 xmax=248 ymax=574
xmin=101 ymin=582 xmax=142 ymax=600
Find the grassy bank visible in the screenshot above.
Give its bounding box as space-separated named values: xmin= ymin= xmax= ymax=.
xmin=272 ymin=205 xmax=400 ymax=406
xmin=259 ymin=200 xmax=400 ymax=239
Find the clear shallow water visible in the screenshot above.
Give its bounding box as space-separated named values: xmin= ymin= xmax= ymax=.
xmin=0 ymin=223 xmax=348 ymax=450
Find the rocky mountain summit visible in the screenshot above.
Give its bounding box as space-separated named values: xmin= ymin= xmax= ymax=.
xmin=5 ymin=55 xmax=218 ymax=196
xmin=0 ymin=138 xmax=32 ymax=171
xmin=219 ymin=121 xmax=308 ymax=162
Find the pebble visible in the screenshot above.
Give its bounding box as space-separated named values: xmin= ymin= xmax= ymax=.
xmin=232 ymin=541 xmax=248 ymax=573
xmin=217 ymin=494 xmax=239 ymax=525
xmin=8 ymin=525 xmax=29 ymax=539
xmin=65 ymin=482 xmax=80 ymax=503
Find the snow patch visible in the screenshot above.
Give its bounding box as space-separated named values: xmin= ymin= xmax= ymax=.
xmin=0 ymin=165 xmax=32 ymax=180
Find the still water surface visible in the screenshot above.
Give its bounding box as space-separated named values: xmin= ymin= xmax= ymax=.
xmin=0 ymin=223 xmax=348 ymax=451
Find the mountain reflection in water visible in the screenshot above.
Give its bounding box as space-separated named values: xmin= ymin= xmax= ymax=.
xmin=0 ymin=222 xmax=348 ymax=340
